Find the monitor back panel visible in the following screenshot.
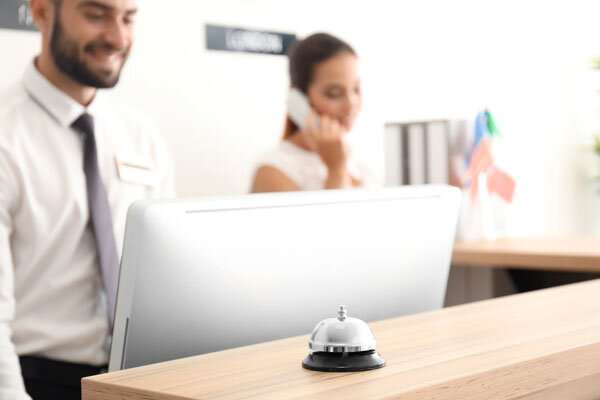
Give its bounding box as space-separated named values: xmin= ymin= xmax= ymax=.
xmin=110 ymin=186 xmax=460 ymax=370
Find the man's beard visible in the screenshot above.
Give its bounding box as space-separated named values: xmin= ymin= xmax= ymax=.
xmin=50 ymin=15 xmax=129 ymax=88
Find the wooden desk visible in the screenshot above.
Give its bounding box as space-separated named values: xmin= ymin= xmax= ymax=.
xmin=82 ymin=279 xmax=600 ymax=400
xmin=452 ymin=237 xmax=600 ymax=273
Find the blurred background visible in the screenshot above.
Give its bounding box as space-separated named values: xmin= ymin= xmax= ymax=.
xmin=2 ymin=0 xmax=600 ymax=236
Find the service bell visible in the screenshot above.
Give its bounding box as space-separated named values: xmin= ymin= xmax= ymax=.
xmin=302 ymin=305 xmax=386 ymax=372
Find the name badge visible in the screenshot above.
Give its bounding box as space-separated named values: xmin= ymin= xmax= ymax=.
xmin=115 ymin=154 xmax=156 ymax=187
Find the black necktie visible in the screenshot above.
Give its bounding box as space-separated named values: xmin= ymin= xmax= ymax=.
xmin=71 ymin=113 xmax=119 ymax=327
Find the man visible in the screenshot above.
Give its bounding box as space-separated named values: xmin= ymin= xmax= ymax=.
xmin=0 ymin=0 xmax=174 ymax=398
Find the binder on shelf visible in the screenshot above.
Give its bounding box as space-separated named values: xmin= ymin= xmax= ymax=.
xmin=384 ymin=119 xmax=464 ymax=186
xmin=407 ymin=124 xmax=426 ymax=185
xmin=426 ymin=121 xmax=449 ymax=184
xmin=384 ymin=124 xmax=403 ymax=186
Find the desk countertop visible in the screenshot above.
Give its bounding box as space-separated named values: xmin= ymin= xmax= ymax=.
xmin=452 ymin=236 xmax=600 ymax=272
xmin=82 ymin=279 xmax=600 ymax=399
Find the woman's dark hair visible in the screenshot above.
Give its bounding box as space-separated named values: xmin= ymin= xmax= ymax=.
xmin=283 ymin=33 xmax=356 ymax=139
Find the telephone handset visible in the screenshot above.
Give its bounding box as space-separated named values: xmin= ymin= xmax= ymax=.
xmin=286 ymin=88 xmax=320 ymax=132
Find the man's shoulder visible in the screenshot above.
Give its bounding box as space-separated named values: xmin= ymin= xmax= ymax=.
xmin=0 ymin=83 xmax=32 ymax=145
xmin=0 ymin=83 xmax=29 ymax=120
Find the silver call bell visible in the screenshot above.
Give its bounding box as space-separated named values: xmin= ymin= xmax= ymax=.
xmin=302 ymin=305 xmax=386 ymax=372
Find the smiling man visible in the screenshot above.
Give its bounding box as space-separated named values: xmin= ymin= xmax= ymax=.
xmin=0 ymin=1 xmax=174 ymax=399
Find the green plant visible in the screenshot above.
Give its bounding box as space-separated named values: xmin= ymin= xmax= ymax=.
xmin=593 ymin=58 xmax=600 ymax=174
xmin=595 ymin=57 xmax=600 ymax=96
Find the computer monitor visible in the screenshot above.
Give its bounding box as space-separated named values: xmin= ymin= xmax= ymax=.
xmin=109 ymin=186 xmax=460 ymax=371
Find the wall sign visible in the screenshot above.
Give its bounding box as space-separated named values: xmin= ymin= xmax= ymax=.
xmin=205 ymin=24 xmax=296 ymax=56
xmin=0 ymin=0 xmax=37 ymax=32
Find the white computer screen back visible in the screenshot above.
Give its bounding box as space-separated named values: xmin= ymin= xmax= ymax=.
xmin=109 ymin=186 xmax=460 ymax=371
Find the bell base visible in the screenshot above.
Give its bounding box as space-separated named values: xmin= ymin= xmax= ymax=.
xmin=302 ymin=350 xmax=386 ymax=372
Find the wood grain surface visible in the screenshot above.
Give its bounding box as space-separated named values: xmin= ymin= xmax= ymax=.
xmin=82 ymin=279 xmax=600 ymax=400
xmin=452 ymin=237 xmax=600 ymax=272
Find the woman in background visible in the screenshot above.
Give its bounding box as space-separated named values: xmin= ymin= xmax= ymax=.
xmin=251 ymin=33 xmax=377 ymax=192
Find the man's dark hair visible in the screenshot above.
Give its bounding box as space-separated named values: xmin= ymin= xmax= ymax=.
xmin=49 ymin=0 xmax=127 ymax=88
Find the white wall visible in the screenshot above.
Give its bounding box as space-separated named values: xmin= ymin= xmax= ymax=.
xmin=1 ymin=0 xmax=600 ymax=235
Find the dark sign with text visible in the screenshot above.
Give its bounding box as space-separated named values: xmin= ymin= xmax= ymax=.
xmin=205 ymin=24 xmax=296 ymax=56
xmin=0 ymin=0 xmax=37 ymax=31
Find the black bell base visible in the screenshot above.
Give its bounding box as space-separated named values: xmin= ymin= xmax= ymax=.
xmin=302 ymin=350 xmax=386 ymax=372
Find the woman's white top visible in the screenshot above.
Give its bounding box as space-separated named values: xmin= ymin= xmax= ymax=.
xmin=255 ymin=140 xmax=379 ymax=190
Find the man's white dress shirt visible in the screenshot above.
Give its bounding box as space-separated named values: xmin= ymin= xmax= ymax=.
xmin=0 ymin=62 xmax=175 ymax=398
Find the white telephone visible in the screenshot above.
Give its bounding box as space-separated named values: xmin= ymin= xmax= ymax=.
xmin=286 ymin=88 xmax=320 ymax=132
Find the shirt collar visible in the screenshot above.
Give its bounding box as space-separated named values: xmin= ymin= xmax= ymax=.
xmin=22 ymin=60 xmax=105 ymax=127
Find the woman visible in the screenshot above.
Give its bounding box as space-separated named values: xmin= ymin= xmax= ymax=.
xmin=251 ymin=33 xmax=377 ymax=192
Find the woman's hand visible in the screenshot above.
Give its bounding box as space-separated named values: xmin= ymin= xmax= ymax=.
xmin=301 ymin=110 xmax=351 ymax=187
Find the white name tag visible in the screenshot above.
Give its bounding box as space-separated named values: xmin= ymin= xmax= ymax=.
xmin=115 ymin=154 xmax=156 ymax=187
